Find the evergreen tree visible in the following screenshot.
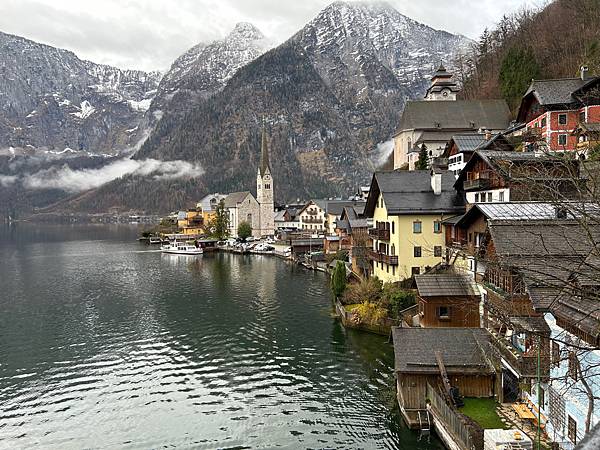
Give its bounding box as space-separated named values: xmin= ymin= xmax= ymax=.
xmin=331 ymin=261 xmax=347 ymax=300
xmin=237 ymin=221 xmax=252 ymax=241
xmin=499 ymin=46 xmax=541 ymax=110
xmin=415 ymin=144 xmax=429 ymax=170
xmin=209 ymin=199 xmax=230 ymax=240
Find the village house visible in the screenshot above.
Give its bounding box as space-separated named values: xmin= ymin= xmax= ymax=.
xmin=413 ymin=273 xmax=481 ymax=328
xmin=274 ymin=207 xmax=301 ymax=231
xmin=364 ymin=170 xmax=465 ymax=282
xmin=297 ymin=200 xmax=327 ymax=233
xmin=516 ymin=66 xmax=600 ymax=154
xmin=334 ymin=205 xmax=370 ymax=277
xmin=393 ymin=64 xmax=511 ymax=170
xmin=392 ymin=327 xmax=496 ymax=430
xmin=196 ymin=193 xmax=227 ymax=224
xmin=444 ymin=132 xmax=514 ymax=177
xmin=454 ymin=150 xmax=583 ymax=205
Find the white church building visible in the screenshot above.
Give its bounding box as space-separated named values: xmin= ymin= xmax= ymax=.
xmin=224 ymin=127 xmax=275 ymax=238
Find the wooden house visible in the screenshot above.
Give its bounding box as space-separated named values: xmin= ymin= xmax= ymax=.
xmin=392 ymin=327 xmax=496 ymax=428
xmin=414 ymin=273 xmax=481 ymax=328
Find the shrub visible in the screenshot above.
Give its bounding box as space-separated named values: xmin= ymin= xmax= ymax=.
xmin=349 ymin=301 xmax=388 ymax=326
xmin=342 ymin=276 xmax=383 ymax=306
xmin=380 ymin=283 xmax=416 ymax=319
xmin=331 ymin=261 xmax=347 ymax=299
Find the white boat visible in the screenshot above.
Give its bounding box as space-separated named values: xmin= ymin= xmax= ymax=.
xmin=160 ymin=242 xmax=203 ymax=255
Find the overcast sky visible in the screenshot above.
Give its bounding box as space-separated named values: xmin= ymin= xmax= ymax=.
xmin=0 ymin=0 xmax=535 ymax=72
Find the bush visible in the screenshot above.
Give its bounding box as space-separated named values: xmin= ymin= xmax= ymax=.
xmin=342 ymin=277 xmax=383 ymax=306
xmin=349 ymin=301 xmax=388 ymax=326
xmin=380 ymin=283 xmax=416 ymax=319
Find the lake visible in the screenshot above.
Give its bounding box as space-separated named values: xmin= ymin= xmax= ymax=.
xmin=0 ymin=224 xmax=443 ymax=449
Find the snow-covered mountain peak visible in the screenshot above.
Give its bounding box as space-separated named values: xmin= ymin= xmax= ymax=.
xmin=228 ymin=22 xmax=265 ymax=41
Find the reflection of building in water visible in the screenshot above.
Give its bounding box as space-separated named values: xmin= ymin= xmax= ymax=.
xmin=255 ymin=256 xmax=277 ymax=307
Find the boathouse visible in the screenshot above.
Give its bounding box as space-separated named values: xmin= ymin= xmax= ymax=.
xmin=392 ymin=327 xmax=496 ymax=429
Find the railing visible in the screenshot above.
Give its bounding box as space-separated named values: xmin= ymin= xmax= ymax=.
xmin=306 ymin=210 xmax=318 ymax=215
xmin=303 ymin=217 xmax=323 ymax=224
xmin=426 ymin=383 xmax=483 ymax=450
xmin=367 ymin=249 xmax=399 ymax=266
xmin=368 ymin=228 xmax=390 ymax=240
xmin=487 ymin=329 xmax=550 ymax=379
xmin=464 ymin=170 xmax=492 ymax=191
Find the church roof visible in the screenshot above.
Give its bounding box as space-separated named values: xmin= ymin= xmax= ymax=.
xmin=223 ymin=191 xmax=253 ymax=208
xmin=431 ymin=63 xmax=453 ymax=80
xmin=259 ymin=126 xmax=271 ymax=177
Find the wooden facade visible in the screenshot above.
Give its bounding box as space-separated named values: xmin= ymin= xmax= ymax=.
xmin=418 ymin=295 xmax=481 ymax=328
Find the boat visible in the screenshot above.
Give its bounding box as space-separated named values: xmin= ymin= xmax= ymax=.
xmin=160 ymin=241 xmax=203 ymax=255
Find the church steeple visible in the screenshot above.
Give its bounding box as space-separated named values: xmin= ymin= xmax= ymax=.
xmin=259 ymin=123 xmax=271 ymax=177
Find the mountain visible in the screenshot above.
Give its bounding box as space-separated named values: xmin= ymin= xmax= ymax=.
xmin=0 ymin=31 xmax=161 ymax=156
xmin=142 ymin=22 xmax=270 ymax=131
xmin=60 ymin=1 xmax=470 ymax=213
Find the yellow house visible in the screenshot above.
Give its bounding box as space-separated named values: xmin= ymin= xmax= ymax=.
xmin=364 ymin=170 xmax=465 ymax=282
xmin=177 ymin=209 xmax=206 ymax=236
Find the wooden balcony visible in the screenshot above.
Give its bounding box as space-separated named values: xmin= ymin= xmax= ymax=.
xmin=368 ymin=228 xmax=390 ymax=240
xmin=367 ymin=249 xmax=398 ymax=266
xmin=464 ymin=170 xmax=492 ymax=191
xmin=488 ymin=328 xmax=550 ymax=379
xmin=302 ymin=217 xmax=323 ymax=224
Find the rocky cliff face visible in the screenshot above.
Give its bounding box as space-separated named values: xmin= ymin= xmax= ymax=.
xmin=115 ymin=1 xmax=471 ymax=210
xmin=0 ymin=31 xmax=161 ymax=156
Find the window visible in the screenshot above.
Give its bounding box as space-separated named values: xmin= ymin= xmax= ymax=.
xmin=568 ymin=416 xmax=577 ymax=444
xmin=411 ymin=267 xmax=420 ymax=276
xmin=264 ymin=184 xmax=270 ymax=189
xmin=539 ymin=386 xmax=545 ymax=410
xmin=437 ymin=306 xmax=450 ymax=320
xmin=552 ymin=341 xmax=560 ymax=367
xmin=433 ymin=221 xmax=442 ymax=233
xmin=475 ymin=193 xmax=479 ymax=202
xmin=568 ymin=352 xmax=578 ymax=381
xmin=468 ymin=232 xmax=473 ymax=243
xmin=499 ymin=192 xmax=505 ymax=202
xmin=386 ymin=264 xmax=389 ymax=273
xmin=486 ymin=192 xmax=492 ymax=202
xmin=558 ymin=134 xmax=568 ymax=146
xmin=392 ymin=266 xmax=395 ymax=276
xmin=414 ymin=246 xmax=422 ymax=257
xmin=391 ymin=222 xmax=395 ymax=234
xmin=413 ymin=221 xmax=422 ymax=233
xmin=418 ymin=300 xmax=424 ymax=316
xmin=579 ymin=111 xmax=586 ymax=122
xmin=434 ymin=246 xmax=442 ymax=257
xmin=558 ymin=113 xmax=567 ymax=125
xmin=541 ymin=117 xmax=547 ymax=127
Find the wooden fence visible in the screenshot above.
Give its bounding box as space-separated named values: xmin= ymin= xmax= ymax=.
xmin=426 ymin=383 xmax=483 ymax=450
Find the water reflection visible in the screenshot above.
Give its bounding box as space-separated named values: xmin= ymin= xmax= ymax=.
xmin=0 ymin=224 xmax=443 ymax=449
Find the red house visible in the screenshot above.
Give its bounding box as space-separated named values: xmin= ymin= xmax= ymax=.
xmin=516 ymin=66 xmax=600 ymax=153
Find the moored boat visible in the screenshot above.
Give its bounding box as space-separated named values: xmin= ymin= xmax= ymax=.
xmin=160 ymin=241 xmax=203 ymax=255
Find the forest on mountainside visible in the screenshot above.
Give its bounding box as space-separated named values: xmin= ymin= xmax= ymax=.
xmin=457 ymin=0 xmax=600 ymax=112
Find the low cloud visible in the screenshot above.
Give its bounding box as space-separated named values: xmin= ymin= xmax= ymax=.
xmin=13 ymin=158 xmax=204 ymax=192
xmin=370 ymin=139 xmax=395 ymax=169
xmin=0 ymin=175 xmax=18 ymax=187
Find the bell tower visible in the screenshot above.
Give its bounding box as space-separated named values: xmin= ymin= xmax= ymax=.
xmin=424 ymin=62 xmax=459 ymax=101
xmin=256 ymin=124 xmax=275 ymax=236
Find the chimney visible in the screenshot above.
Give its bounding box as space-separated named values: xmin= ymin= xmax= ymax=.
xmin=581 ymin=65 xmax=590 ymax=80
xmin=485 ymin=129 xmax=492 ymax=140
xmin=431 ymin=169 xmax=442 ymax=195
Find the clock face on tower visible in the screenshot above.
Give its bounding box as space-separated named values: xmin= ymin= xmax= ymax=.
xmin=265 ymin=175 xmax=270 ymax=180
xmin=442 ymin=90 xmax=449 ymax=97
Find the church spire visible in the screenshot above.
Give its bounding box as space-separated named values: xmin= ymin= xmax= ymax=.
xmin=259 ymin=120 xmax=271 ymax=177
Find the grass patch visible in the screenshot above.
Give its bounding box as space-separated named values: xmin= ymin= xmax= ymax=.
xmin=459 ymin=398 xmax=507 ymax=430
xmin=344 ymin=304 xmax=360 ymax=312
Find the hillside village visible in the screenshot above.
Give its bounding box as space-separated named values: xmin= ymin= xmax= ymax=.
xmin=166 ymin=62 xmax=600 ymax=450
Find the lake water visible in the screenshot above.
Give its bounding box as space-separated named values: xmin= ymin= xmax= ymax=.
xmin=0 ymin=224 xmax=443 ymax=449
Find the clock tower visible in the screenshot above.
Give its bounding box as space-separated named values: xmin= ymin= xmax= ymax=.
xmin=256 ymin=125 xmax=275 ymax=237
xmin=424 ymin=62 xmax=460 ymax=101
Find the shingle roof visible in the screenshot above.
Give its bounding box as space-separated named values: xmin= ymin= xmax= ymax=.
xmin=365 ymin=170 xmax=465 ymax=216
xmin=415 ymin=274 xmax=480 ymax=297
xmin=476 ymin=203 xmax=572 ymax=221
xmin=398 ymin=100 xmax=511 ymax=132
xmin=524 ymin=78 xmax=587 ymax=106
xmin=392 ymin=327 xmax=494 ymax=375
xmin=451 ymin=133 xmax=487 ymax=153
xmin=223 ymin=191 xmax=252 ymax=207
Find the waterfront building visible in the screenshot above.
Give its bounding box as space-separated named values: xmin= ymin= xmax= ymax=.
xmin=274 ymin=208 xmax=300 ymax=231
xmin=516 ymin=67 xmax=600 ymax=154
xmin=196 ymin=193 xmax=227 ymax=224
xmin=223 ymin=191 xmax=261 ymax=238
xmin=393 ymin=65 xmax=511 ymax=170
xmin=392 ymin=327 xmax=496 ymax=430
xmin=335 ymin=206 xmax=370 ymax=277
xmin=364 ymin=169 xmax=464 ymax=282
xmin=297 ymin=200 xmax=327 ymax=233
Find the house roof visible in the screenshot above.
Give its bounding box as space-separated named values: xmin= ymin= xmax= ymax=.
xmin=364 ymin=170 xmax=465 ymax=216
xmin=415 ymin=274 xmax=480 ymax=297
xmin=398 ymin=100 xmax=511 ymax=132
xmin=450 ymin=133 xmax=488 ymax=153
xmin=392 ymin=327 xmax=494 ymax=375
xmin=524 ymin=78 xmax=588 ymax=106
xmin=223 ymin=191 xmax=253 ymax=207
